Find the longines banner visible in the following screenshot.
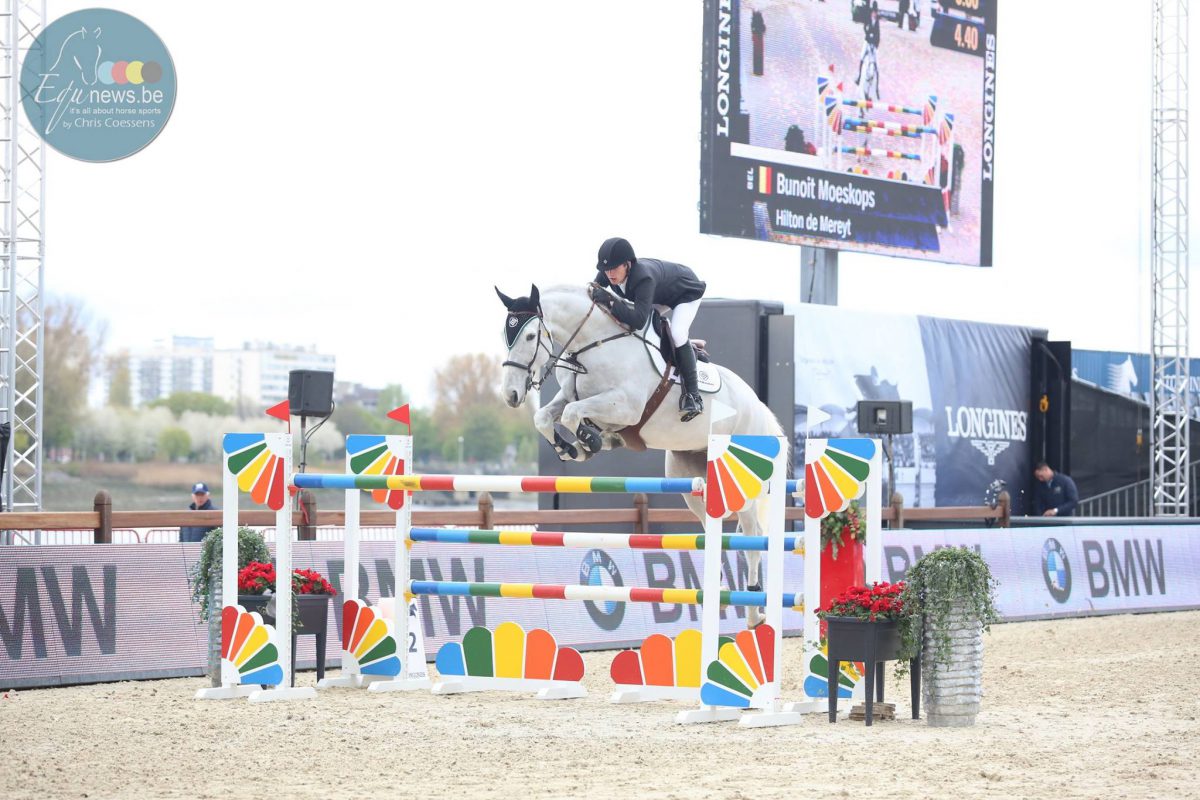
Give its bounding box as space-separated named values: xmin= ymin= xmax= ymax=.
xmin=791 ymin=303 xmax=1035 ymax=514
xmin=4 ymin=527 xmax=1197 ymax=689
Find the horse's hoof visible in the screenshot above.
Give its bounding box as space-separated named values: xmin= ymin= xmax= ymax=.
xmin=576 ymin=420 xmax=603 ymax=454
xmin=748 ymin=616 xmax=766 ymax=630
xmin=552 ymin=432 xmax=579 ymax=461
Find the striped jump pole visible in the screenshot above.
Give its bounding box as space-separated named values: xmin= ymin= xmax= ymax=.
xmin=409 ymin=528 xmax=802 ymax=552
xmin=408 ymin=580 xmax=802 ymax=610
xmin=292 ymin=472 xmax=803 ymax=496
xmin=840 ymin=97 xmax=925 ymax=115
xmin=842 ymin=117 xmax=937 ymax=136
xmin=837 ymin=145 xmax=923 ymax=160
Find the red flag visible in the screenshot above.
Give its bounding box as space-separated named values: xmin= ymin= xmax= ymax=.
xmin=266 ymin=400 xmax=290 ymax=423
xmin=387 ymin=404 xmax=411 ymax=434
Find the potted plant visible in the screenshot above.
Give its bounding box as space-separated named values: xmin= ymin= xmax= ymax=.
xmin=236 ymin=560 xmax=336 ymax=636
xmin=898 ymin=547 xmax=999 ymax=727
xmin=817 ymin=581 xmax=908 ymax=662
xmin=817 ymin=581 xmax=914 ymax=725
xmin=188 ymin=526 xmax=270 ymax=622
xmin=818 ymin=501 xmax=866 ymax=635
xmin=189 ymin=526 xmax=271 ymax=686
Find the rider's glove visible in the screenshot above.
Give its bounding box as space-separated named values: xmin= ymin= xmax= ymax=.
xmin=590 ymin=285 xmax=615 ymax=308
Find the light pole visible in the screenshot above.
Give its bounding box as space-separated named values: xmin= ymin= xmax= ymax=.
xmin=457 ymin=435 xmax=464 ymax=467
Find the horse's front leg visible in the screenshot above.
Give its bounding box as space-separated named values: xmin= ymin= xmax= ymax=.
xmin=560 ymin=389 xmax=640 ymax=455
xmin=534 ymin=382 xmax=585 ymax=462
xmin=744 ymin=550 xmax=764 ymax=629
xmin=738 ymin=507 xmax=766 ymax=629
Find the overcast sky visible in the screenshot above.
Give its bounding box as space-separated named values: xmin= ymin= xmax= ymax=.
xmin=48 ymin=1 xmax=1171 ymax=407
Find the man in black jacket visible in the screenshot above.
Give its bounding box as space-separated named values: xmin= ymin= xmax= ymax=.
xmin=590 ymin=237 xmax=707 ymax=421
xmin=1032 ymin=462 xmax=1079 ymax=517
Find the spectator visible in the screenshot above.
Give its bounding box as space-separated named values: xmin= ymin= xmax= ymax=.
xmin=181 ymin=481 xmax=219 ymax=543
xmin=1032 ymin=462 xmax=1078 ymax=517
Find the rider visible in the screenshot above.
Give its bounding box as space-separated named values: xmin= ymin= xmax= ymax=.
xmin=856 ymin=1 xmax=881 ymax=96
xmin=589 ymin=237 xmax=707 ymax=421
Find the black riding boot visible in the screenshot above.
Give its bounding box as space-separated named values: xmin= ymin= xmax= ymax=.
xmin=674 ymin=344 xmax=704 ymax=422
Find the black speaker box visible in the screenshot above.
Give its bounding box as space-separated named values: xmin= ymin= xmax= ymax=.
xmin=856 ymin=400 xmax=913 ymax=435
xmin=288 ymin=370 xmax=334 ymax=417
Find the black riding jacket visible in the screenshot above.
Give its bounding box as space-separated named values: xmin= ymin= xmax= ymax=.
xmin=594 ymin=258 xmax=706 ymax=330
xmin=864 ymin=16 xmax=880 ymax=47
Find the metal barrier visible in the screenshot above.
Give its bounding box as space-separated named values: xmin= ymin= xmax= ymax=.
xmin=1077 ymin=460 xmax=1200 ymax=517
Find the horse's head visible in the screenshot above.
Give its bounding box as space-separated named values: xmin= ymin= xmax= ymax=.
xmin=51 ymin=26 xmax=103 ymax=85
xmin=496 ymin=284 xmax=549 ymax=408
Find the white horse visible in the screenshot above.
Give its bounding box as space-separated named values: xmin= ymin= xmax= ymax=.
xmin=497 ymin=283 xmax=789 ymax=626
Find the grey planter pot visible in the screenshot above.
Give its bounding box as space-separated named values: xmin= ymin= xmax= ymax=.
xmin=921 ymin=602 xmax=984 ymax=727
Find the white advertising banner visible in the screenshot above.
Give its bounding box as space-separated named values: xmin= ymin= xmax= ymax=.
xmin=2 ymin=525 xmax=1198 ymax=689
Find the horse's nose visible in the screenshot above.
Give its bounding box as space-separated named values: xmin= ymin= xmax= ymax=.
xmin=507 ymin=390 xmax=520 ymax=407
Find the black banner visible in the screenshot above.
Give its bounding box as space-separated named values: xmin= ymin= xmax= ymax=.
xmin=920 ymin=316 xmax=1032 ymax=512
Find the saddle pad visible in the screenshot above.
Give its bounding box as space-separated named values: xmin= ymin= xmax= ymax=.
xmin=674 ymin=361 xmax=722 ymax=394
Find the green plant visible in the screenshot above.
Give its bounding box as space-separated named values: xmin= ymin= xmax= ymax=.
xmin=820 ymin=500 xmax=865 ymax=559
xmin=897 ymin=547 xmax=999 ymax=669
xmin=189 ymin=527 xmax=270 ymax=621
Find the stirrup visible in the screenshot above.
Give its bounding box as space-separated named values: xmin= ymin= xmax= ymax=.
xmin=679 ymin=392 xmax=703 ymax=422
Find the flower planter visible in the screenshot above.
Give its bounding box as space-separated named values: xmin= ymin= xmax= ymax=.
xmin=237 ymin=593 xmax=331 ymax=637
xmin=825 ymin=616 xmax=920 ymax=726
xmin=921 ymin=601 xmax=984 ymax=727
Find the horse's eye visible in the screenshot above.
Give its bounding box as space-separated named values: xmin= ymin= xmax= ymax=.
xmin=525 ymin=333 xmax=535 ymax=341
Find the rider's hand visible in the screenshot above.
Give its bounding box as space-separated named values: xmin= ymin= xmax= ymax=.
xmin=590 ymin=285 xmax=614 ymax=307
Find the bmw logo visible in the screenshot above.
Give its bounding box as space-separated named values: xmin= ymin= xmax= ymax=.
xmin=579 ymin=549 xmax=624 ymax=630
xmin=1041 ymin=537 xmax=1071 ymax=603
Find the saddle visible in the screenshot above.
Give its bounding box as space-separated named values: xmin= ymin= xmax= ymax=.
xmin=651 ymin=311 xmax=711 ymax=368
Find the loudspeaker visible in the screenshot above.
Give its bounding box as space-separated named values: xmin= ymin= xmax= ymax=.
xmin=288 ymin=370 xmax=334 ymax=417
xmin=856 ymin=400 xmax=912 ymax=435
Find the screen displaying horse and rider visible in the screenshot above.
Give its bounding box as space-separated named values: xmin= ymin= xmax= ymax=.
xmin=701 ymin=0 xmax=996 ymax=267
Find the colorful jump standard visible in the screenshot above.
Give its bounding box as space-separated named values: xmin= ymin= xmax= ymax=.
xmin=317 ymin=434 xmax=428 ymax=693
xmin=195 ymin=433 xmax=316 ymax=704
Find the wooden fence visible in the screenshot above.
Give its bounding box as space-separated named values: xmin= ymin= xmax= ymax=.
xmin=0 ymin=489 xmax=1011 ymax=543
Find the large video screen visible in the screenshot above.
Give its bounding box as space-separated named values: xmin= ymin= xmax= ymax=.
xmin=700 ymin=0 xmax=996 ymax=267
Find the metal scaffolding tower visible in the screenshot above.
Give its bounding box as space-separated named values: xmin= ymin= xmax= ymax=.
xmin=0 ymin=0 xmax=45 ymax=511
xmin=1151 ymin=0 xmax=1191 ymax=516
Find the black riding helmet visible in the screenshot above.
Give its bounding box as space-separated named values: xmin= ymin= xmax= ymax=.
xmin=597 ymin=237 xmax=636 ymax=270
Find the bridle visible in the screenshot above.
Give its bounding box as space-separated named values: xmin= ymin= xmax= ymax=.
xmin=501 ymin=287 xmax=639 ymax=392
xmin=502 ymin=310 xmax=558 ymax=392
